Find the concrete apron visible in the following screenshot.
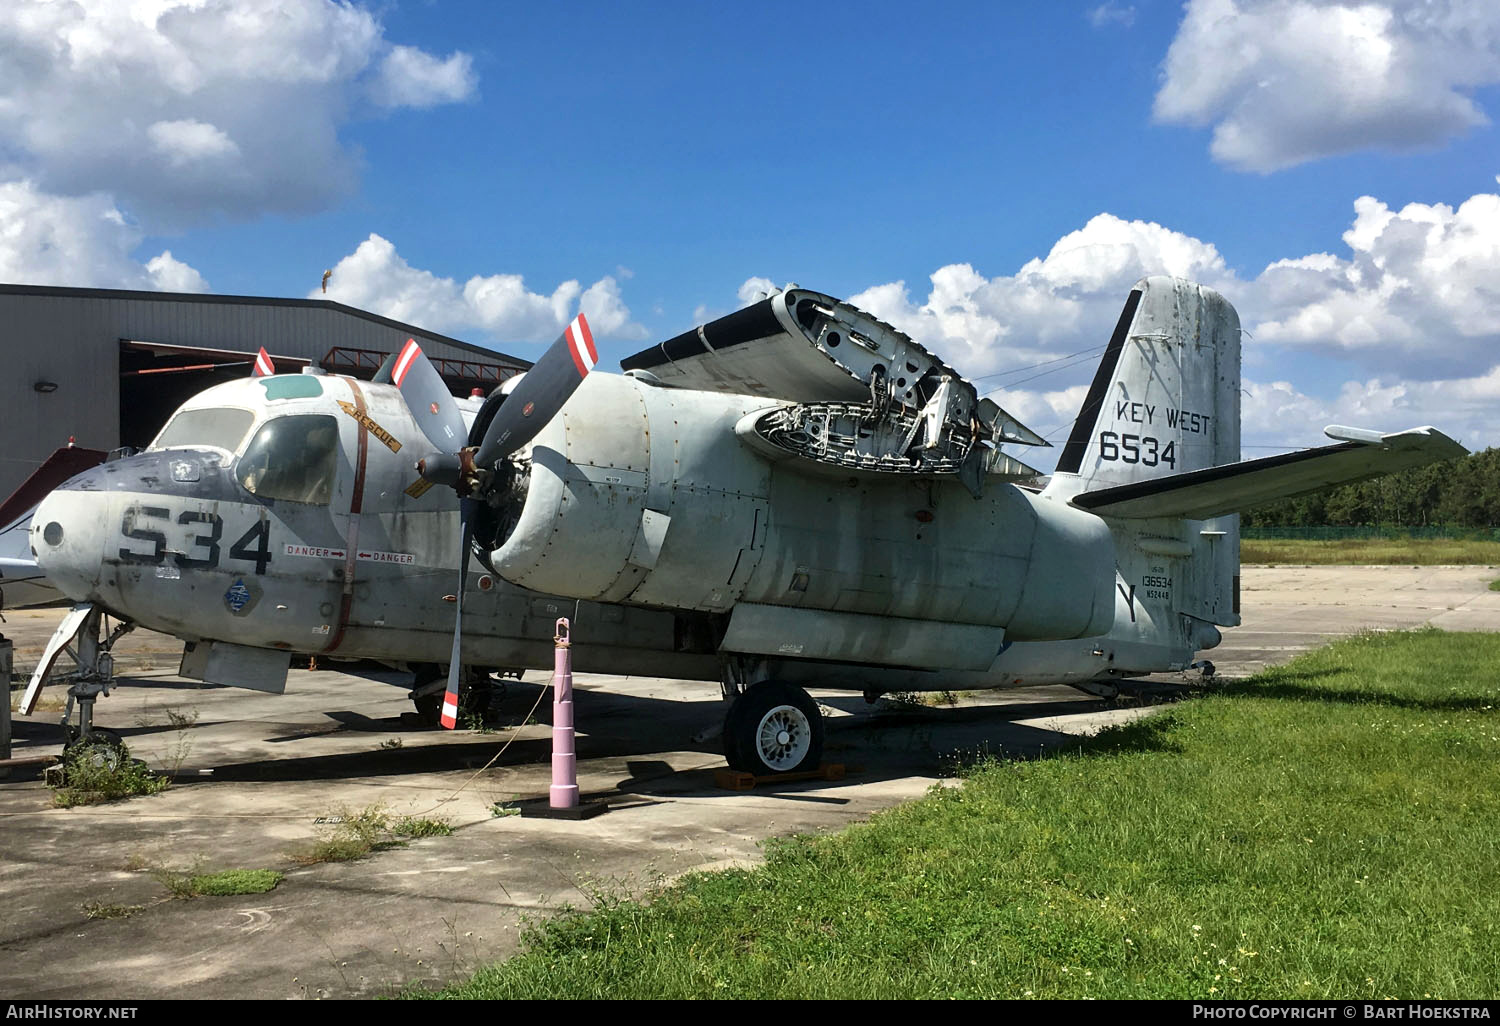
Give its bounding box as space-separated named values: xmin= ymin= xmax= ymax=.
xmin=1 ymin=564 xmax=1497 ymax=999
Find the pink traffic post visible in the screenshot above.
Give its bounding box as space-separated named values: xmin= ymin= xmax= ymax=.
xmin=549 ymin=618 xmax=579 ymax=808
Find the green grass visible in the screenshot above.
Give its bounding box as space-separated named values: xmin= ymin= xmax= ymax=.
xmin=393 ymin=816 xmax=453 ymax=838
xmin=1241 ymin=537 xmax=1500 ymax=565
xmin=1489 ymin=579 xmax=1500 ymax=592
xmin=157 ymin=868 xmax=283 ymax=898
xmin=415 ymin=629 xmax=1500 ymax=1000
xmin=187 ymin=869 xmax=283 ymax=896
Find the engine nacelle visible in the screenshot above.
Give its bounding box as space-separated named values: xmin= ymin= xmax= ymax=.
xmin=490 ymin=374 xmax=1115 ymax=642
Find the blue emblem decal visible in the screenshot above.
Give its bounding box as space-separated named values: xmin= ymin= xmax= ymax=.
xmin=225 ymin=578 xmax=252 ymax=614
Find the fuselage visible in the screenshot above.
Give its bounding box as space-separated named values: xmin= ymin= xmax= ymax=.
xmin=30 ymin=371 xmax=1215 ymax=694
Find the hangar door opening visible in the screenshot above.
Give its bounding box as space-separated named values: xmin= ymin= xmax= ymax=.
xmin=118 ymin=341 xmax=527 ymax=452
xmin=118 ymin=341 xmax=308 ymax=451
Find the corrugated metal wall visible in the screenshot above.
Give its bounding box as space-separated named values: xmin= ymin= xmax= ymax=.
xmin=0 ymin=286 xmax=529 ymax=500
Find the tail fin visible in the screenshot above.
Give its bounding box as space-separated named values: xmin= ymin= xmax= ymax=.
xmin=1051 ymin=276 xmax=1241 ymax=494
xmin=1046 ymin=277 xmax=1242 ymax=633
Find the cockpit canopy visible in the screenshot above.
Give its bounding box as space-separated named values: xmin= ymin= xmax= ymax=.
xmin=236 ymin=415 xmax=339 ymax=505
xmin=151 ymin=407 xmax=255 ymax=455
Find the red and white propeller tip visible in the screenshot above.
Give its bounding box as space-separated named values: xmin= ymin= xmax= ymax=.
xmin=252 ymin=348 xmax=275 ymax=377
xmin=391 ymin=338 xmax=423 ymax=387
xmin=565 ymin=314 xmax=597 ymax=377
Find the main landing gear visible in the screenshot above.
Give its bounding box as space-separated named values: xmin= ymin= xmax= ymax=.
xmin=720 ymin=668 xmax=825 ymax=775
xmin=406 ymin=663 xmax=513 ymax=727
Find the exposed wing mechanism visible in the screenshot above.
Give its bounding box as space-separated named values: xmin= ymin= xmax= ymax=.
xmin=622 ymin=288 xmax=1046 ymax=493
xmin=1072 ymin=425 xmax=1468 ymax=520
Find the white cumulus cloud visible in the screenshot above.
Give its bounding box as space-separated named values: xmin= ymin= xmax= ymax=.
xmin=834 ymin=183 xmax=1500 ymax=460
xmin=737 ymin=277 xmax=778 ymax=307
xmin=147 ymin=119 xmax=241 ymax=167
xmin=0 ymin=0 xmax=480 ymax=226
xmin=0 ymin=180 xmax=208 ymax=292
xmin=1089 ymin=3 xmax=1137 ymax=29
xmin=1155 ymin=0 xmax=1500 ymax=172
xmin=847 ymin=213 xmax=1232 ymax=381
xmin=318 ymin=234 xmax=646 ymax=343
xmin=371 ymin=45 xmax=477 ymax=108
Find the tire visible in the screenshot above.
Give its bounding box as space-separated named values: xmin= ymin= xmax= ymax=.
xmin=412 ymin=678 xmax=500 ymax=728
xmin=65 ymin=729 xmax=127 ymax=772
xmin=411 ymin=693 xmax=443 ymax=727
xmin=724 ymin=681 xmax=824 ymax=775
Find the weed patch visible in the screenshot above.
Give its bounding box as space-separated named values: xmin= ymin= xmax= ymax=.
xmin=297 ymin=804 xmax=405 ymax=863
xmin=81 ymin=902 xmax=144 ymax=920
xmin=394 ymin=816 xmax=453 ymax=838
xmin=50 ymin=743 xmax=168 ymax=807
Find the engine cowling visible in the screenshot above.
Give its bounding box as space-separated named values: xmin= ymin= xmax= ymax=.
xmin=489 ymin=373 xmax=1115 ymax=641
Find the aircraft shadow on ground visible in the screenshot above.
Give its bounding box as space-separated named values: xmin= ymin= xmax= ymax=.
xmin=15 ymin=677 xmax=1196 ymax=795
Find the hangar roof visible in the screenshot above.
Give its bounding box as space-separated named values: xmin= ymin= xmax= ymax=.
xmin=0 ymin=282 xmax=529 ymax=369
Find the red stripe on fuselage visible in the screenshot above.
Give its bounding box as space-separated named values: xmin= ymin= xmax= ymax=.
xmin=323 ymin=377 xmax=370 ymax=654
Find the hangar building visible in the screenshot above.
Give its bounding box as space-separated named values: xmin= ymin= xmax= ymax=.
xmin=0 ymin=283 xmax=530 ymax=501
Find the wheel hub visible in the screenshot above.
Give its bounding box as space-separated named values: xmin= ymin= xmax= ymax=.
xmin=755 ymin=705 xmax=811 ymax=772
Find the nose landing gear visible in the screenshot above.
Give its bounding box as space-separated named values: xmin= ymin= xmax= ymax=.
xmin=58 ymin=609 xmax=135 ymax=761
xmin=14 ymin=604 xmax=139 ymax=774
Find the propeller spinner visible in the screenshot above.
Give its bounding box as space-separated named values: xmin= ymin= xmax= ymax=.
xmin=386 ymin=315 xmax=597 ymax=728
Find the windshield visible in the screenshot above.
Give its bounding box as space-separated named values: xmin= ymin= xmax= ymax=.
xmin=151 ymin=407 xmax=255 ymax=454
xmin=235 ymin=415 xmax=340 ymax=505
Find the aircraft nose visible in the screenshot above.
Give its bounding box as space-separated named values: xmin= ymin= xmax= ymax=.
xmin=32 ymin=468 xmax=111 ymax=603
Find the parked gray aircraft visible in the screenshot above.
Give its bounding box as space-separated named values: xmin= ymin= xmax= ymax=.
xmin=23 ymin=277 xmax=1465 ymax=774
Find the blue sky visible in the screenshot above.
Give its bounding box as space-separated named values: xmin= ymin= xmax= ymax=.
xmin=2 ymin=1 xmax=1498 ymax=466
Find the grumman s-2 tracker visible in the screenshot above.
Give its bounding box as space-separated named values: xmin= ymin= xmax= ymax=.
xmin=22 ymin=276 xmax=1466 ymax=775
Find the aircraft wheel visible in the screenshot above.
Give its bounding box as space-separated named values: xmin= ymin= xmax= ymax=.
xmin=411 ymin=693 xmax=443 ymax=727
xmin=724 ymin=681 xmax=823 ymax=775
xmin=65 ymin=729 xmax=128 ymax=772
xmin=411 ymin=679 xmax=501 ymax=728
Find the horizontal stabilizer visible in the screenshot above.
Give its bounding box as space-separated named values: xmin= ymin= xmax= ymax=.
xmin=1072 ymin=426 xmax=1468 ymax=520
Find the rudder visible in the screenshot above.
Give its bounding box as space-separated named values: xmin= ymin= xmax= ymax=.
xmin=1051 ymin=276 xmax=1240 ymax=493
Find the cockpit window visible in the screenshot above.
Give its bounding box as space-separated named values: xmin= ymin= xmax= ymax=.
xmin=235 ymin=415 xmax=339 ymax=505
xmin=151 ymin=408 xmax=255 ymax=454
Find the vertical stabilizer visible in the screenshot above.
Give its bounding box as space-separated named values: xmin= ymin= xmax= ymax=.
xmin=1051 ymin=276 xmax=1240 ymax=492
xmin=1047 ymin=277 xmax=1243 ymax=634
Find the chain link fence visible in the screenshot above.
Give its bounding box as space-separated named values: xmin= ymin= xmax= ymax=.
xmin=1242 ymin=525 xmax=1500 ymax=541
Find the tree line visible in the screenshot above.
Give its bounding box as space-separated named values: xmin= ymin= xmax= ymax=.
xmin=1243 ymin=447 xmax=1500 ymax=528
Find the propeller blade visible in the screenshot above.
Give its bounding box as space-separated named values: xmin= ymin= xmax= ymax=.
xmin=252 ymin=348 xmax=275 ymax=377
xmin=389 ymin=339 xmax=468 ymax=453
xmin=473 ymin=314 xmax=596 ymax=468
xmin=440 ymin=496 xmax=476 ymax=730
